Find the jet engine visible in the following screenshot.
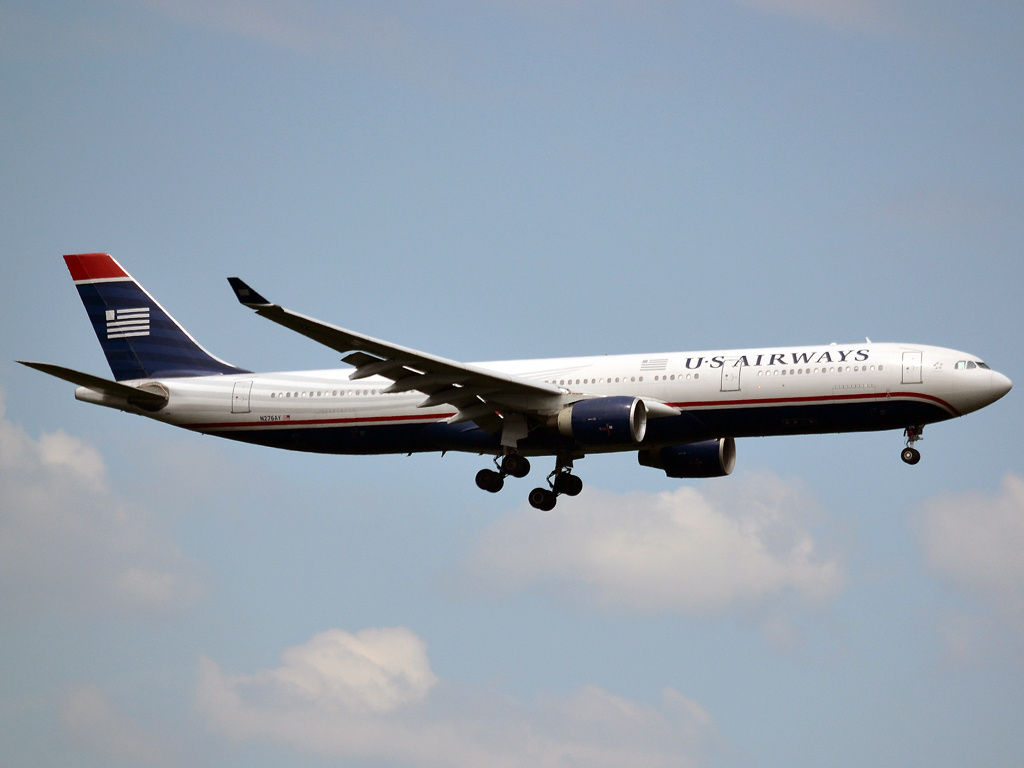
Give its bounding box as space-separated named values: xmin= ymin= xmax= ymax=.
xmin=637 ymin=438 xmax=736 ymax=478
xmin=553 ymin=396 xmax=647 ymax=445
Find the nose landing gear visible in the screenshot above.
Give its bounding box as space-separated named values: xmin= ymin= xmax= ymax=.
xmin=901 ymin=425 xmax=923 ymax=465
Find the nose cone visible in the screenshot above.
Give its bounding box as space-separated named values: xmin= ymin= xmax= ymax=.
xmin=992 ymin=371 xmax=1013 ymax=402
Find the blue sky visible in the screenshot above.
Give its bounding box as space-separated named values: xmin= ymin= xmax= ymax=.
xmin=1 ymin=2 xmax=1023 ymax=766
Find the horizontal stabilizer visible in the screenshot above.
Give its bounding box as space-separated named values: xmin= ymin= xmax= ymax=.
xmin=17 ymin=361 xmax=169 ymax=406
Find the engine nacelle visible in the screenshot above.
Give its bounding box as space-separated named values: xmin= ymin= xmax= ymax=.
xmin=554 ymin=396 xmax=647 ymax=445
xmin=637 ymin=438 xmax=736 ymax=478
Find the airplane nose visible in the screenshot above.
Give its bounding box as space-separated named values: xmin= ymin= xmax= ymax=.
xmin=992 ymin=372 xmax=1013 ymax=401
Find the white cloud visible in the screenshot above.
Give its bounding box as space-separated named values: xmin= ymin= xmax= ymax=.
xmin=260 ymin=627 xmax=437 ymax=715
xmin=0 ymin=390 xmax=204 ymax=614
xmin=916 ymin=473 xmax=1024 ymax=637
xmin=197 ymin=626 xmax=718 ymax=768
xmin=462 ymin=471 xmax=843 ymax=614
xmin=60 ymin=685 xmax=170 ymax=766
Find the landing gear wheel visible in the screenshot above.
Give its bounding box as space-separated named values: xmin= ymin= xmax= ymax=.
xmin=501 ymin=454 xmax=531 ymax=478
xmin=528 ymin=487 xmax=557 ymax=511
xmin=552 ymin=473 xmax=583 ymax=497
xmin=476 ymin=468 xmax=505 ymax=493
xmin=901 ymin=447 xmax=921 ymax=465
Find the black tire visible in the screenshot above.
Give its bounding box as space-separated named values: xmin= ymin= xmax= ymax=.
xmin=553 ymin=473 xmax=583 ymax=497
xmin=528 ymin=487 xmax=557 ymax=511
xmin=901 ymin=447 xmax=921 ymax=465
xmin=476 ymin=468 xmax=504 ymax=492
xmin=501 ymin=455 xmax=531 ymax=478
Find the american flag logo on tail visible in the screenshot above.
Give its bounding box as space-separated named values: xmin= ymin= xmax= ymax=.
xmin=105 ymin=307 xmax=150 ymax=339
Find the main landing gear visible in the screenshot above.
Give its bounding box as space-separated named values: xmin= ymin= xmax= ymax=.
xmin=901 ymin=425 xmax=923 ymax=465
xmin=475 ymin=453 xmax=532 ymax=494
xmin=474 ymin=453 xmax=583 ymax=511
xmin=528 ymin=456 xmax=583 ymax=511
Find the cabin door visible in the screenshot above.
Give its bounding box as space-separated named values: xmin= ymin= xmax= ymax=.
xmin=901 ymin=352 xmax=922 ymax=385
xmin=721 ymin=360 xmax=742 ymax=392
xmin=231 ymin=381 xmax=253 ymax=413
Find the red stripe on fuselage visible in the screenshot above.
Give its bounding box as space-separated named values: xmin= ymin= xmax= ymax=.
xmin=187 ymin=412 xmax=458 ymax=431
xmin=185 ymin=391 xmax=957 ymax=434
xmin=64 ymin=253 xmax=129 ymax=282
xmin=666 ymin=390 xmax=960 ymax=417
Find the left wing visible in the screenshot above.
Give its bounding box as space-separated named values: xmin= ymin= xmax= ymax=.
xmin=227 ymin=278 xmax=565 ymax=429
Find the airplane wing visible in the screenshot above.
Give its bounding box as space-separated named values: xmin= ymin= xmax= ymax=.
xmin=227 ymin=278 xmax=564 ymax=426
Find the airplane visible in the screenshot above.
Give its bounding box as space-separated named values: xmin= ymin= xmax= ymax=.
xmin=19 ymin=253 xmax=1013 ymax=510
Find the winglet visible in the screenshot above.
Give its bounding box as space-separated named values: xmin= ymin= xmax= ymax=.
xmin=227 ymin=277 xmax=273 ymax=307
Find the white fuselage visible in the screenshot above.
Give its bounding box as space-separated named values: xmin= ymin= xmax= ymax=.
xmin=74 ymin=341 xmax=1011 ymax=457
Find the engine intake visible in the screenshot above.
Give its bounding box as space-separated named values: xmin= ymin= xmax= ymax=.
xmin=638 ymin=438 xmax=736 ymax=478
xmin=555 ymin=396 xmax=647 ymax=445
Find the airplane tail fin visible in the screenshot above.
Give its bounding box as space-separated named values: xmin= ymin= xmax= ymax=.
xmin=64 ymin=253 xmax=249 ymax=381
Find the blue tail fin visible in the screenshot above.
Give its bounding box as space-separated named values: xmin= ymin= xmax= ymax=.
xmin=65 ymin=253 xmax=249 ymax=381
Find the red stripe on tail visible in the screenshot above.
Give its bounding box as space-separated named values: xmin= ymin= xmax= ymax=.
xmin=63 ymin=253 xmax=129 ymax=282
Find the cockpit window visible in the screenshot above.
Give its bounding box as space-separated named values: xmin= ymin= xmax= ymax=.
xmin=955 ymin=361 xmax=966 ymax=369
xmin=977 ymin=362 xmax=990 ymax=369
xmin=966 ymin=361 xmax=977 ymax=369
